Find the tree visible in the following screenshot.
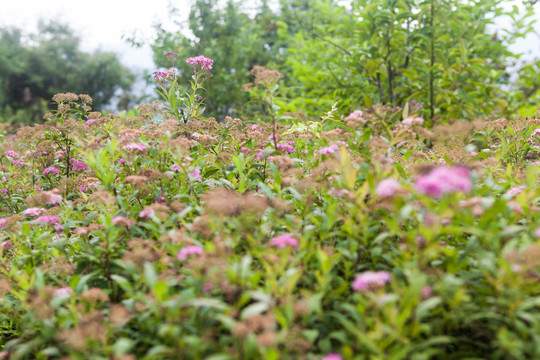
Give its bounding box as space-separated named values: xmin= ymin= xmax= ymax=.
xmin=0 ymin=20 xmax=135 ymax=124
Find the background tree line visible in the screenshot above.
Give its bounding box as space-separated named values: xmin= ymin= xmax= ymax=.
xmin=1 ymin=0 xmax=539 ymax=125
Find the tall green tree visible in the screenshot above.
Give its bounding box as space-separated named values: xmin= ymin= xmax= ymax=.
xmin=0 ymin=20 xmax=135 ymax=124
xmin=150 ymin=0 xmax=287 ymax=119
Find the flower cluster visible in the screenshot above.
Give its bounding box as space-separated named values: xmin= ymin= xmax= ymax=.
xmin=352 ymin=271 xmax=391 ymax=291
xmin=186 ymin=55 xmax=214 ymax=70
xmin=415 ymin=166 xmax=472 ymax=197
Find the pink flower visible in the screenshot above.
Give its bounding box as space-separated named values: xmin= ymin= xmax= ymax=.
xmin=322 ymin=354 xmax=343 ymax=360
xmin=22 ymin=207 xmax=47 ymax=216
xmin=164 ymin=51 xmax=178 ymax=62
xmin=534 ymin=227 xmax=540 ymax=238
xmin=504 ymin=185 xmax=526 ymax=198
xmin=85 ymin=118 xmax=97 ymax=125
xmin=269 ymin=234 xmax=299 ymax=249
xmin=532 ymin=129 xmax=540 ymax=137
xmin=319 ymin=144 xmax=339 ymax=155
xmin=177 ymin=245 xmax=204 ymax=261
xmin=352 ymin=271 xmax=391 ymax=291
xmin=402 ymin=117 xmax=424 ymax=126
xmin=172 ymin=163 xmax=181 ymax=171
xmin=54 ymin=287 xmax=72 ymax=297
xmin=251 ymin=125 xmax=260 ymax=131
xmin=240 ymin=147 xmax=251 ymax=152
xmin=112 ymin=216 xmax=135 ymax=226
xmin=422 ymin=286 xmax=432 ymax=299
xmin=0 ymin=218 xmax=6 ymax=229
xmin=0 ymin=240 xmax=12 ymax=248
xmin=139 ymin=209 xmax=155 ymax=218
xmin=4 ymin=150 xmax=19 ymax=158
xmin=256 ymin=149 xmax=265 ymax=160
xmin=123 ymin=143 xmax=147 ymax=152
xmin=1 ymin=189 xmax=7 ymax=195
xmin=186 ymin=55 xmax=213 ymax=70
xmin=276 ymin=143 xmax=296 ymax=153
xmin=46 ymin=192 xmax=63 ymax=205
xmin=415 ymin=167 xmax=472 ymax=198
xmin=375 ymin=178 xmax=402 ymax=198
xmin=35 ymin=215 xmax=61 ymax=224
xmin=42 ymin=166 xmax=60 ymax=175
xmin=190 ymin=168 xmax=202 ymax=182
xmin=153 ymin=70 xmax=174 ymax=81
xmin=54 ymin=224 xmax=64 ymax=232
xmin=71 ymin=160 xmax=89 ymax=172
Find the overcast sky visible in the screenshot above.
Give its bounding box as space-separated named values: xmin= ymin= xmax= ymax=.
xmin=0 ymin=0 xmax=538 ymax=72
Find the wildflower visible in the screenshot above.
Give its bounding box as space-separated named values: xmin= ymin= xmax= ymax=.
xmin=375 ymin=178 xmax=402 ymax=198
xmin=176 ymin=245 xmax=204 ymax=261
xmin=532 ymin=129 xmax=540 ymax=137
xmin=186 ymin=55 xmax=213 ymax=70
xmin=85 ymin=118 xmax=97 ymax=125
xmin=415 ymin=167 xmax=472 ymax=198
xmin=190 ymin=168 xmax=202 ymax=182
xmin=319 ymin=144 xmax=339 ymax=155
xmin=139 ymin=209 xmax=155 ymax=218
xmin=256 ymin=149 xmax=265 ymax=160
xmin=0 ymin=218 xmax=6 ymax=229
xmin=422 ymin=286 xmax=432 ymax=299
xmin=53 ymin=287 xmax=72 ymax=297
xmin=1 ymin=189 xmax=7 ymax=195
xmin=22 ymin=207 xmax=47 ymax=216
xmin=71 ymin=160 xmax=89 ymax=172
xmin=4 ymin=150 xmax=19 ymax=158
xmin=111 ymin=216 xmax=135 ymax=227
xmin=54 ymin=224 xmax=64 ymax=232
xmin=164 ymin=51 xmax=178 ymax=63
xmin=46 ymin=192 xmax=63 ymax=205
xmin=269 ymin=234 xmax=299 ymax=249
xmin=172 ymin=163 xmax=181 ymax=171
xmin=323 ymin=353 xmax=343 ymax=360
xmin=42 ymin=166 xmax=60 ymax=175
xmin=240 ymin=147 xmax=251 ymax=152
xmin=35 ymin=215 xmax=61 ymax=224
xmin=251 ymin=125 xmax=260 ymax=131
xmin=153 ymin=70 xmax=174 ymax=82
xmin=534 ymin=227 xmax=540 ymax=238
xmin=123 ymin=143 xmax=147 ymax=152
xmin=352 ymin=271 xmax=391 ymax=291
xmin=276 ymin=143 xmax=295 ymax=153
xmin=0 ymin=240 xmax=12 ymax=248
xmin=504 ymin=185 xmax=526 ymax=198
xmin=402 ymin=117 xmax=424 ymax=126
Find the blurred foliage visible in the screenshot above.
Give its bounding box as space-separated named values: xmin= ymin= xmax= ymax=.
xmin=147 ymin=0 xmax=539 ymax=122
xmin=0 ymin=21 xmax=135 ymax=125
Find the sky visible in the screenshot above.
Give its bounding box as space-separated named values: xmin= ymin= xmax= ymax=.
xmin=0 ymin=0 xmax=539 ymax=71
xmin=0 ymin=0 xmax=189 ymax=71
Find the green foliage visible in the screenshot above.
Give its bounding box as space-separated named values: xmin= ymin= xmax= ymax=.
xmin=0 ymin=20 xmax=135 ymax=125
xmin=282 ymin=0 xmax=537 ymax=120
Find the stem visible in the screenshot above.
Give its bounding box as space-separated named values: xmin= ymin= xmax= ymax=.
xmin=430 ymin=0 xmax=435 ymax=121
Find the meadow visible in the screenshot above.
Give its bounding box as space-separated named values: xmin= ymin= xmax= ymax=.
xmin=1 ymin=54 xmax=540 ymax=360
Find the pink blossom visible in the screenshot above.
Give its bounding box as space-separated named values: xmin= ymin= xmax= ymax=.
xmin=22 ymin=207 xmax=47 ymax=216
xmin=504 ymin=185 xmax=526 ymax=198
xmin=112 ymin=216 xmax=135 ymax=226
xmin=164 ymin=51 xmax=178 ymax=62
xmin=78 ymin=186 xmax=88 ymax=192
xmin=153 ymin=70 xmax=174 ymax=81
xmin=46 ymin=192 xmax=63 ymax=205
xmin=139 ymin=209 xmax=155 ymax=218
xmin=352 ymin=271 xmax=391 ymax=291
xmin=0 ymin=240 xmax=12 ymax=248
xmin=71 ymin=160 xmax=89 ymax=172
xmin=186 ymin=55 xmax=213 ymax=70
xmin=190 ymin=168 xmax=202 ymax=182
xmin=176 ymin=245 xmax=204 ymax=261
xmin=172 ymin=163 xmax=181 ymax=171
xmin=322 ymin=354 xmax=343 ymax=360
xmin=123 ymin=143 xmax=147 ymax=152
xmin=0 ymin=218 xmax=6 ymax=229
xmin=269 ymin=234 xmax=299 ymax=249
xmin=532 ymin=129 xmax=540 ymax=137
xmin=375 ymin=178 xmax=402 ymax=198
xmin=468 ymin=151 xmax=478 ymax=157
xmin=415 ymin=167 xmax=472 ymax=198
xmin=402 ymin=117 xmax=424 ymax=126
xmin=422 ymin=286 xmax=432 ymax=299
xmin=54 ymin=224 xmax=64 ymax=231
xmin=276 ymin=143 xmax=296 ymax=153
xmin=54 ymin=287 xmax=72 ymax=297
xmin=35 ymin=215 xmax=61 ymax=224
xmin=319 ymin=144 xmax=339 ymax=155
xmin=1 ymin=189 xmax=7 ymax=195
xmin=42 ymin=166 xmax=60 ymax=175
xmin=4 ymin=150 xmax=19 ymax=158
xmin=534 ymin=227 xmax=540 ymax=238
xmin=251 ymin=125 xmax=260 ymax=131
xmin=13 ymin=160 xmax=23 ymax=167
xmin=240 ymin=147 xmax=251 ymax=152
xmin=256 ymin=149 xmax=265 ymax=160
xmin=85 ymin=118 xmax=97 ymax=125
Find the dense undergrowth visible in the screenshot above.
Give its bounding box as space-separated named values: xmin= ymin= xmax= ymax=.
xmin=1 ymin=56 xmax=540 ymax=360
